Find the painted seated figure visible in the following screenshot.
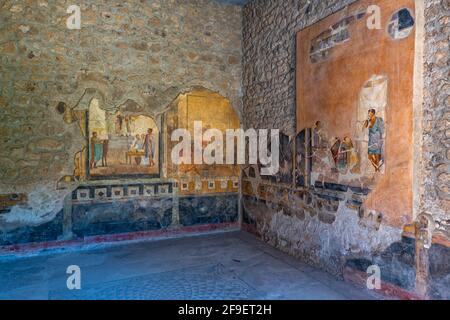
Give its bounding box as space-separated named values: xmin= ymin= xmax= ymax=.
xmin=131 ymin=134 xmax=144 ymax=151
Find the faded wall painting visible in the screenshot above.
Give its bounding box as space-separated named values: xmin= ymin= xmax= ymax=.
xmin=295 ymin=129 xmax=311 ymax=188
xmin=296 ymin=0 xmax=416 ymax=227
xmin=87 ymin=99 xmax=160 ymax=178
xmin=256 ymin=132 xmax=293 ymax=185
xmin=165 ymin=89 xmax=241 ymax=195
xmin=277 ymin=133 xmax=294 ymax=185
xmin=50 ymin=89 xmax=241 ymax=244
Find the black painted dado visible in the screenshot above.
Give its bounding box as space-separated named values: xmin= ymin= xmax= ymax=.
xmin=1 ymin=191 xmax=240 ymax=246
xmin=345 ymin=236 xmax=416 ymax=290
xmin=242 ymin=196 xmax=259 ymax=227
xmin=0 ymin=210 xmax=64 ymax=246
xmin=429 ymin=243 xmax=450 ymax=299
xmin=179 ymin=194 xmax=239 ymax=227
xmin=72 ymin=198 xmax=173 ymax=238
xmin=314 ymin=181 xmax=371 ymax=195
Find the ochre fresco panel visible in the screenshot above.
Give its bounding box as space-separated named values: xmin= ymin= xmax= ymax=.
xmin=166 ymin=89 xmax=241 ymax=195
xmin=296 ymin=0 xmax=416 ymax=227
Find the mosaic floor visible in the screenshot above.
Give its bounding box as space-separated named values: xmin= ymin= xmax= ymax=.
xmin=49 ymin=263 xmax=260 ymax=300
xmin=0 ymin=231 xmax=383 ymax=300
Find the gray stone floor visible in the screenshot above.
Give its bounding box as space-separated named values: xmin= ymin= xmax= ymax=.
xmin=0 ymin=231 xmax=383 ymax=300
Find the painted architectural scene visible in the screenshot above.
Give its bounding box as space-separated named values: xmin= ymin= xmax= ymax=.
xmin=88 ymin=99 xmax=160 ymax=178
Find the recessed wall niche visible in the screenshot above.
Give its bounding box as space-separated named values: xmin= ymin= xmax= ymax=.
xmin=165 ymin=88 xmax=241 ymax=188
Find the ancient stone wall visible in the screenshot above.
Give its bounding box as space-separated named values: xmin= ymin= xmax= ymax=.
xmin=421 ymin=0 xmax=450 ymax=299
xmin=242 ymin=0 xmax=359 ymax=136
xmin=0 ymin=0 xmax=242 ymax=235
xmin=422 ymin=0 xmax=450 ymax=239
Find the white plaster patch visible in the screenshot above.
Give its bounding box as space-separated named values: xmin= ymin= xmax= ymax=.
xmin=0 ymin=187 xmax=66 ymax=231
xmin=10 ymin=5 xmax=23 ymax=13
xmin=266 ymin=201 xmax=403 ymax=271
xmin=18 ymin=25 xmax=30 ymax=33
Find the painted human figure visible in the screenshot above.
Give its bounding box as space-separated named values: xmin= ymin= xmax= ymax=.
xmin=90 ymin=132 xmax=103 ymax=169
xmin=125 ymin=116 xmax=131 ymax=136
xmin=143 ymin=128 xmax=155 ymax=167
xmin=131 ymin=134 xmax=143 ymax=151
xmin=129 ymin=117 xmax=135 ymax=133
xmin=116 ymin=112 xmax=124 ymax=136
xmin=331 ymin=136 xmax=356 ymax=170
xmin=364 ymin=109 xmax=385 ymax=172
xmin=330 ymin=137 xmax=341 ymax=169
xmin=313 ymin=121 xmax=324 ymax=148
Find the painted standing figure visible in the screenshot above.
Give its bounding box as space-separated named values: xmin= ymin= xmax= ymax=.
xmin=90 ymin=132 xmax=103 ymax=169
xmin=125 ymin=116 xmax=131 ymax=136
xmin=364 ymin=109 xmax=385 ymax=172
xmin=115 ymin=112 xmax=124 ymax=136
xmin=143 ymin=128 xmax=155 ymax=167
xmin=312 ymin=121 xmax=324 ymax=148
xmin=102 ymin=140 xmax=109 ymax=167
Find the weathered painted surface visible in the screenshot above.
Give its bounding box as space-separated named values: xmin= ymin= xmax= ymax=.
xmin=421 ymin=0 xmax=450 ymax=239
xmin=429 ymin=243 xmax=450 ymax=299
xmin=242 ymin=0 xmax=449 ymax=299
xmin=0 ymin=0 xmax=243 ymax=246
xmin=179 ymin=194 xmax=239 ymax=227
xmin=0 ymin=210 xmax=64 ymax=246
xmin=0 ymin=0 xmax=448 ymax=300
xmin=0 ymin=0 xmax=243 ymax=235
xmin=297 ymin=0 xmax=416 ymax=228
xmin=1 ymin=179 xmax=239 ymax=247
xmin=242 ymin=191 xmax=403 ymax=277
xmin=345 ymin=237 xmax=417 ymax=291
xmin=72 ymin=198 xmax=174 ymax=238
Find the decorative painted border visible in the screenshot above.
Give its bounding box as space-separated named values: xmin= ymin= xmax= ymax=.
xmin=71 ymin=182 xmax=174 ymax=202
